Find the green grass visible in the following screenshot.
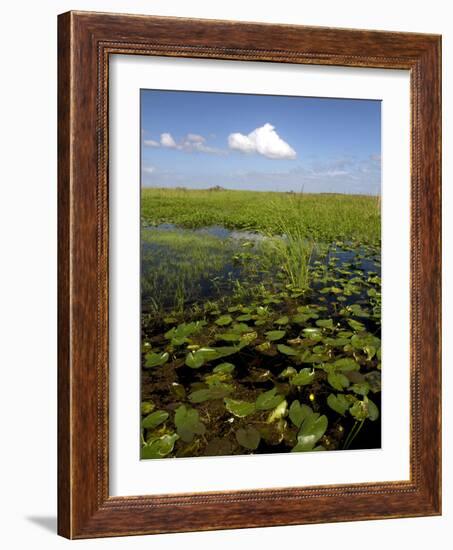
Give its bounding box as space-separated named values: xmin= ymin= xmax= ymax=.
xmin=141 ymin=187 xmax=381 ymax=244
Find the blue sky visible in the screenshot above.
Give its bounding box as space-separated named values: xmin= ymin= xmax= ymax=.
xmin=141 ymin=89 xmax=381 ymax=195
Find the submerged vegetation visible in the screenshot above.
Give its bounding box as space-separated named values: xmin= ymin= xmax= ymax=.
xmin=140 ymin=188 xmax=381 ymax=459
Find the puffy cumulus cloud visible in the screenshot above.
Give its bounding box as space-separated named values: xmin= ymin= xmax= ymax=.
xmin=143 ymin=139 xmax=160 ymax=147
xmin=144 ymin=132 xmax=224 ymax=154
xmin=228 ymin=123 xmax=296 ymax=160
xmin=160 ymin=133 xmax=177 ymax=148
xmin=185 ymin=133 xmax=205 ymax=143
xmin=142 ymin=165 xmax=155 ymax=174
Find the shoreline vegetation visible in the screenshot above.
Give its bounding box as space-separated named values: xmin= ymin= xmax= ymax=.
xmin=140 ymin=187 xmax=381 ymax=459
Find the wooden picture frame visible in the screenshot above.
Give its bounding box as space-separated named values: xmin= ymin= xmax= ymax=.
xmin=58 ymin=10 xmax=441 ymax=539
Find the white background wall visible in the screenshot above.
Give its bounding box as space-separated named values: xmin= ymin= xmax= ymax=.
xmin=0 ymin=1 xmax=450 ymax=547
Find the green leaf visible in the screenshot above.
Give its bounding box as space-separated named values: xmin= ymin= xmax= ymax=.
xmin=236 ymin=314 xmax=253 ymax=321
xmin=189 ymin=385 xmax=232 ymax=403
xmin=366 ymin=397 xmax=380 ymax=421
xmin=265 ymin=330 xmax=286 ymax=341
xmin=289 ymin=400 xmax=313 ymax=428
xmin=302 ymin=327 xmax=322 ymax=337
xmin=267 ymin=400 xmax=288 ymax=423
xmin=347 ymin=319 xmax=365 ymax=332
xmin=277 ymin=344 xmax=299 ymax=356
xmin=217 ymin=332 xmax=242 ymax=342
xmin=185 ymin=350 xmax=206 ymax=369
xmin=350 ymin=400 xmax=368 ymax=421
xmin=164 ymin=321 xmax=206 ymax=345
xmin=292 ymin=413 xmax=328 ymax=452
xmin=327 ymin=372 xmax=350 ymax=391
xmin=141 ymin=433 xmax=179 ymax=459
xmin=291 ymin=368 xmax=315 ymax=386
xmin=174 ymin=405 xmax=206 ymax=443
xmin=224 ymin=397 xmax=255 ymax=418
xmin=141 ymin=401 xmax=155 ymax=415
xmin=145 ymin=352 xmax=169 ymax=368
xmin=350 ymin=382 xmax=371 ymax=396
xmin=316 ymin=319 xmax=334 ymax=330
xmin=279 ymin=366 xmax=297 ymax=379
xmin=235 ymin=426 xmax=261 ymax=450
xmin=255 ymin=388 xmax=285 ymax=411
xmin=275 ymin=316 xmax=289 ymax=325
xmin=142 ymin=410 xmax=169 ymax=429
xmin=215 ymin=314 xmax=233 ymax=326
xmin=364 ymin=370 xmax=381 ymax=393
xmin=327 ymin=393 xmax=350 ymax=415
xmin=213 ymin=362 xmax=235 ymax=374
xmin=333 ymin=357 xmax=360 ymax=372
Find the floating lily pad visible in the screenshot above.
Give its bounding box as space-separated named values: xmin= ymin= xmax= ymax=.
xmin=275 ymin=316 xmax=289 ymax=325
xmin=267 ymin=400 xmax=288 ymax=422
xmin=327 ymin=372 xmax=350 ymax=391
xmin=291 ymin=368 xmax=315 ymax=386
xmin=333 ymin=357 xmax=360 ymax=372
xmin=141 ymin=433 xmax=179 ymax=459
xmin=141 ymin=401 xmax=155 ymax=415
xmin=347 ymin=319 xmax=365 ymax=332
xmin=145 ymin=352 xmax=169 ymax=368
xmin=174 ymin=405 xmax=206 ymax=442
xmin=213 ymin=362 xmax=235 ymax=374
xmin=327 ymin=393 xmax=350 ymax=415
xmin=224 ymin=397 xmax=255 ymax=417
xmin=289 ymin=400 xmax=313 ymax=428
xmin=215 ymin=314 xmax=233 ymax=326
xmin=235 ymin=426 xmax=261 ymax=450
xmin=142 ymin=410 xmax=169 ymax=429
xmin=316 ymin=319 xmax=334 ymax=330
xmin=265 ymin=330 xmax=286 ymax=341
xmin=277 ymin=344 xmax=299 ymax=356
xmin=366 ymin=397 xmax=379 ymax=421
xmin=189 ymin=385 xmax=232 ymax=403
xmin=255 ymin=388 xmax=285 ymax=411
xmin=292 ymin=413 xmax=328 ymax=452
xmin=350 ymin=382 xmax=371 ymax=396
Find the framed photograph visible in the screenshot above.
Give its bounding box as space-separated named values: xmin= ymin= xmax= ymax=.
xmin=58 ymin=11 xmax=441 ymax=538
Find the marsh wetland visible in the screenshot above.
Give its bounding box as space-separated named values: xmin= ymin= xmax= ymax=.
xmin=140 ymin=188 xmax=381 ymax=459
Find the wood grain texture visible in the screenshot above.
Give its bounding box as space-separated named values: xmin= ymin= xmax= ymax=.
xmin=57 ymin=10 xmax=442 ymax=539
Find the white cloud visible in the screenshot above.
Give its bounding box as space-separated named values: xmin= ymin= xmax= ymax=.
xmin=143 ymin=165 xmax=155 ymax=174
xmin=228 ymin=123 xmax=296 ymax=160
xmin=160 ymin=133 xmax=178 ymax=148
xmin=143 ymin=139 xmax=160 ymax=147
xmin=144 ymin=132 xmax=224 ymax=155
xmin=185 ymin=133 xmax=205 ymax=143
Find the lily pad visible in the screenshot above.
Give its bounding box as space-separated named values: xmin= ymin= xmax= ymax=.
xmin=189 ymin=385 xmax=232 ymax=403
xmin=142 ymin=410 xmax=169 ymax=429
xmin=265 ymin=330 xmax=286 ymax=341
xmin=215 ymin=314 xmax=233 ymax=326
xmin=316 ymin=319 xmax=334 ymax=330
xmin=291 ymin=368 xmax=315 ymax=386
xmin=327 ymin=372 xmax=350 ymax=391
xmin=275 ymin=316 xmax=289 ymax=325
xmin=174 ymin=405 xmax=206 ymax=442
xmin=145 ymin=352 xmax=169 ymax=368
xmin=235 ymin=426 xmax=261 ymax=450
xmin=327 ymin=393 xmax=350 ymax=415
xmin=292 ymin=413 xmax=328 ymax=452
xmin=277 ymin=344 xmax=299 ymax=356
xmin=141 ymin=433 xmax=179 ymax=459
xmin=255 ymin=388 xmax=285 ymax=411
xmin=213 ymin=362 xmax=235 ymax=374
xmin=289 ymin=400 xmax=313 ymax=428
xmin=333 ymin=357 xmax=360 ymax=372
xmin=224 ymin=397 xmax=256 ymax=417
xmin=267 ymin=400 xmax=288 ymax=423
